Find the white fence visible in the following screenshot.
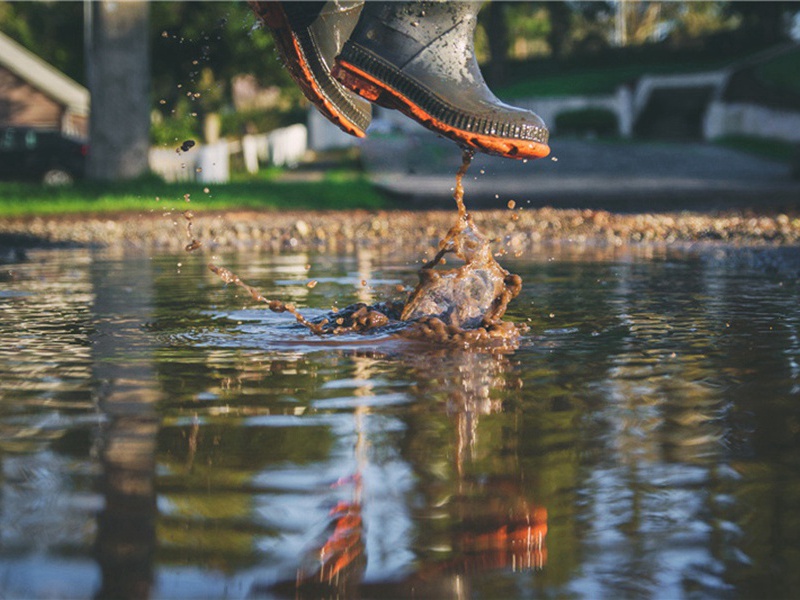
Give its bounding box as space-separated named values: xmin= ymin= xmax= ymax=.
xmin=266 ymin=123 xmax=307 ymax=168
xmin=705 ymin=101 xmax=800 ymax=143
xmin=149 ymin=123 xmax=308 ymax=183
xmin=517 ymin=87 xmax=633 ymax=137
xmin=518 ymin=68 xmax=800 ymax=144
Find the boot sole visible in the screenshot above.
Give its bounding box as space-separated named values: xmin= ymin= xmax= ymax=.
xmin=251 ymin=2 xmax=370 ymax=138
xmin=333 ymin=44 xmax=550 ymax=160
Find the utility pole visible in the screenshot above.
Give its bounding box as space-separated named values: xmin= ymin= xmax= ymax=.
xmin=87 ymin=0 xmax=150 ymax=181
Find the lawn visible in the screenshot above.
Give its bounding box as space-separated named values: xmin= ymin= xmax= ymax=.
xmin=715 ymin=134 xmax=797 ymax=163
xmin=754 ymin=45 xmax=800 ymax=95
xmin=497 ymin=57 xmax=735 ymax=98
xmin=0 ymin=169 xmax=387 ymax=217
xmin=497 ymin=44 xmax=800 ymax=99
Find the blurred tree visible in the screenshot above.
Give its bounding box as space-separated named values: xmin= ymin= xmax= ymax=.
xmin=480 ymin=2 xmax=552 ymax=85
xmin=0 ymin=1 xmax=302 ymax=145
xmin=0 ymin=1 xmax=84 ymax=83
xmin=617 ymin=0 xmax=670 ymax=46
xmin=88 ymin=0 xmax=151 ymax=181
xmin=668 ymin=2 xmax=740 ymax=45
xmin=484 ymin=1 xmax=509 ymax=86
xmin=563 ymin=2 xmax=614 ymax=56
xmin=545 ymin=1 xmax=572 ymax=58
xmin=150 ymin=2 xmax=300 ymax=143
xmin=507 ymin=2 xmax=551 ymax=59
xmin=728 ymin=1 xmax=795 ymax=44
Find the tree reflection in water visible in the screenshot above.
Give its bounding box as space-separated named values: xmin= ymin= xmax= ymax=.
xmin=262 ymin=348 xmax=548 ymax=599
xmin=90 ymin=252 xmax=160 ymax=600
xmin=5 ymin=246 xmax=800 ymax=598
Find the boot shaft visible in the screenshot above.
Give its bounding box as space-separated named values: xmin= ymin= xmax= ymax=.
xmin=335 ymin=0 xmax=550 ymax=158
xmin=352 ymin=1 xmax=482 ymax=72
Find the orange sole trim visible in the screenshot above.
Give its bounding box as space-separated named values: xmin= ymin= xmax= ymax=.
xmin=334 ymin=60 xmax=550 ymax=160
xmin=250 ymin=2 xmax=367 ymax=138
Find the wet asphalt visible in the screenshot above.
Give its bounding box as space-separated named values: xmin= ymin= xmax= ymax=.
xmin=359 ymin=133 xmax=800 ymax=212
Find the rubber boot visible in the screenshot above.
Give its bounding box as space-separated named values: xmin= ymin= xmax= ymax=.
xmin=250 ymin=1 xmax=372 ymax=137
xmin=333 ymin=1 xmax=549 ymax=159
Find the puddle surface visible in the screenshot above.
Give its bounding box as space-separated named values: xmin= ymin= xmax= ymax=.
xmin=0 ymin=245 xmax=799 ymax=598
xmin=208 ymin=151 xmax=524 ymax=350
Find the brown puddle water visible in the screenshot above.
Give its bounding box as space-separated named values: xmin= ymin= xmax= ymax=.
xmin=3 ymin=241 xmax=800 ymax=599
xmin=209 ymin=150 xmax=524 ymax=349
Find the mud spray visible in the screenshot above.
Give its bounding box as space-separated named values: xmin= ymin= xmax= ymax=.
xmin=208 ymin=150 xmax=525 ymax=349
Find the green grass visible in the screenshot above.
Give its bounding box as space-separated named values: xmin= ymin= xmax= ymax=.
xmin=0 ymin=170 xmax=387 ymax=217
xmin=497 ymin=44 xmax=800 ymax=99
xmin=498 ymin=58 xmax=733 ymax=98
xmin=715 ymin=135 xmax=797 ymax=163
xmin=755 ymin=47 xmax=800 ymax=95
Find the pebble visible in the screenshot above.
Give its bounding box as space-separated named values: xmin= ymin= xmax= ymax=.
xmin=1 ymin=208 xmax=800 ymax=255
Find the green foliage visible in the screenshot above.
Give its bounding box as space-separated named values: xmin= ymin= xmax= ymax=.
xmin=150 ymin=2 xmax=301 ymax=130
xmin=555 ymin=108 xmax=619 ymax=137
xmin=0 ymin=1 xmax=84 ymax=83
xmin=150 ymin=99 xmax=202 ymax=146
xmin=219 ymin=106 xmax=306 ymax=138
xmin=505 ymin=3 xmax=551 ymax=58
xmin=0 ymin=1 xmax=303 ymax=135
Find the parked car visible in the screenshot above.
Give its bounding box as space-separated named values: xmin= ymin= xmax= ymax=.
xmin=0 ymin=127 xmax=88 ymax=185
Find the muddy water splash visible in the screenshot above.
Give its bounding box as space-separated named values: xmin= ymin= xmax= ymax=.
xmin=208 ymin=264 xmax=328 ymax=333
xmin=183 ymin=210 xmax=202 ymax=252
xmin=209 ymin=150 xmax=524 ymax=347
xmin=400 ymin=150 xmax=524 ymax=345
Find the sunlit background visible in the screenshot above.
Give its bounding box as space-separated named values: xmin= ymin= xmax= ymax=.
xmin=0 ymin=0 xmax=798 ymax=186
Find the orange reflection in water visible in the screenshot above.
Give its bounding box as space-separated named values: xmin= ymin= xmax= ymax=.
xmin=296 ymin=474 xmax=366 ymax=588
xmin=286 ymin=349 xmax=549 ymax=596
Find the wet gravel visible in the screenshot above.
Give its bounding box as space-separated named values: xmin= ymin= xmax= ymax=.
xmin=1 ymin=207 xmax=800 ymax=257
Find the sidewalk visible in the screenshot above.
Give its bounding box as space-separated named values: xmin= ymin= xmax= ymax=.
xmin=359 ymin=133 xmax=800 ymax=212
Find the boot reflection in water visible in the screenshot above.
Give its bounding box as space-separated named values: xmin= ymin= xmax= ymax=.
xmin=252 ymin=1 xmax=550 ymax=161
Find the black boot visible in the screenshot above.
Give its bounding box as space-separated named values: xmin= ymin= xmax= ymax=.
xmin=332 ymin=1 xmax=549 ymax=159
xmin=250 ymin=1 xmax=372 ymax=137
